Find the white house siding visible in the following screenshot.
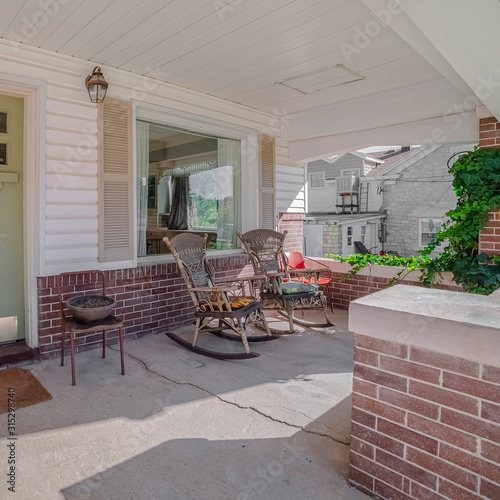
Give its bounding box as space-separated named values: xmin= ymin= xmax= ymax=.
xmin=0 ymin=40 xmax=299 ymax=276
xmin=308 ymin=181 xmax=336 ymax=213
xmin=306 ymin=154 xmax=368 ymax=213
xmin=307 ymin=154 xmax=365 ymax=181
xmin=364 ymin=178 xmax=384 ymax=213
xmin=276 ymin=163 xmax=305 ymax=214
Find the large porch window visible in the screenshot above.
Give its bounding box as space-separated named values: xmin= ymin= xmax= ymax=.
xmin=136 ymin=120 xmax=242 ymax=256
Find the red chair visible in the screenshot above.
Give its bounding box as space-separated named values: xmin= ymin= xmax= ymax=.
xmin=284 ymin=252 xmax=334 ymax=311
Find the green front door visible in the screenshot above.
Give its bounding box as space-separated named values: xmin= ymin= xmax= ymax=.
xmin=0 ymin=95 xmax=25 ymax=342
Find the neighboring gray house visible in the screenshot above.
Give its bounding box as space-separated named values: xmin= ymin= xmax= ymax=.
xmin=304 ymin=143 xmax=475 ymax=257
xmin=306 ymin=151 xmax=380 ymax=214
xmin=304 ymin=150 xmax=395 ymax=257
xmin=371 ymin=143 xmax=475 ymax=258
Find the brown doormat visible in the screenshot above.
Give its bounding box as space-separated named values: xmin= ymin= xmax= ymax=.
xmin=0 ymin=367 xmax=52 ymax=414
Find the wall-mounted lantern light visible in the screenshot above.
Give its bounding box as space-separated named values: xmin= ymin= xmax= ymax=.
xmin=85 ymin=67 xmax=108 ymax=103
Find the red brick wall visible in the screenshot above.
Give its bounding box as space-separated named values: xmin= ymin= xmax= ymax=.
xmin=37 ymin=255 xmax=250 ymax=359
xmin=479 ymin=117 xmax=500 ymax=148
xmin=278 ymin=212 xmax=305 ymax=252
xmin=349 ymin=334 xmax=500 ymax=500
xmin=320 ymin=272 xmax=462 ymax=311
xmin=478 ymin=116 xmax=500 ymax=257
xmin=479 ymin=210 xmax=500 ymax=257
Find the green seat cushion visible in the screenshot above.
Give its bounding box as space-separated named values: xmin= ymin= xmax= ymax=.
xmin=281 ymin=281 xmax=319 ymax=294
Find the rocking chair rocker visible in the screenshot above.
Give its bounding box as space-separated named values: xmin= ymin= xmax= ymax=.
xmin=237 ymin=229 xmax=333 ymax=334
xmin=163 ymin=233 xmax=278 ymax=360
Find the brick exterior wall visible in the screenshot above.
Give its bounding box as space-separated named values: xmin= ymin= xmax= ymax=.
xmin=479 ymin=210 xmax=500 ymax=257
xmin=37 ymin=255 xmax=251 ymax=359
xmin=478 ymin=116 xmax=500 ymax=258
xmin=479 ymin=117 xmax=500 ymax=148
xmin=321 ymin=273 xmax=462 ymax=311
xmin=278 ymin=212 xmax=305 ymax=252
xmin=349 ymin=334 xmax=500 ymax=500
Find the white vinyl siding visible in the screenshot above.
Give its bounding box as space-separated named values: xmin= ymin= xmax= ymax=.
xmin=0 ymin=40 xmax=300 ymax=275
xmin=275 ymin=138 xmax=305 ymax=214
xmin=276 ymin=164 xmax=305 ymax=214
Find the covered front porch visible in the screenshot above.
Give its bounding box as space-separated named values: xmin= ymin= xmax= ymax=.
xmin=5 ymin=310 xmax=368 ymax=499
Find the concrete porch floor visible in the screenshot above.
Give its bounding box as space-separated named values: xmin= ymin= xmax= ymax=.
xmin=1 ymin=310 xmax=369 ymax=500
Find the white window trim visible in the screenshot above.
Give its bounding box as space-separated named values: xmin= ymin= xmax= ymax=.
xmin=133 ymin=101 xmax=260 ymax=264
xmin=347 ymin=226 xmax=353 ymax=247
xmin=309 ymin=171 xmax=325 ymax=190
xmin=418 ymin=217 xmax=443 ymax=248
xmin=341 ymin=168 xmax=360 ymax=178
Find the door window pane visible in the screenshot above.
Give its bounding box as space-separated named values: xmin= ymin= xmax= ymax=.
xmin=0 ymin=112 xmax=7 ymax=134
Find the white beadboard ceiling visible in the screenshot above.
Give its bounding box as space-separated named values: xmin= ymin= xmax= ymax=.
xmin=0 ymin=0 xmax=442 ymax=115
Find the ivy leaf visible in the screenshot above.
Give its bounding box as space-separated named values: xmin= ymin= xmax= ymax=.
xmin=484 ymin=275 xmax=499 ymax=288
xmin=484 ymin=155 xmax=500 ymax=171
xmin=477 ymin=253 xmax=491 ymax=263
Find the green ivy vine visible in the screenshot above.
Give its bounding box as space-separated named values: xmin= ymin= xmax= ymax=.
xmin=420 ymin=146 xmax=500 ymax=294
xmin=327 ymin=253 xmax=431 ymax=286
xmin=328 ymin=147 xmax=500 ymax=295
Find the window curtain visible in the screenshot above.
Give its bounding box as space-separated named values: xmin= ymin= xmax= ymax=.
xmin=167 ymin=175 xmax=191 ymax=230
xmin=217 ymin=138 xmax=241 ymax=249
xmin=157 ymin=175 xmax=171 ymax=214
xmin=136 ymin=121 xmax=150 ymax=257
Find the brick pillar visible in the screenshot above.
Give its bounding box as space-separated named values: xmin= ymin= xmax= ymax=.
xmin=478 ymin=116 xmax=500 ymax=256
xmin=479 ymin=209 xmax=500 ymax=256
xmin=278 ymin=212 xmax=305 ymax=253
xmin=479 ymin=117 xmax=500 ymax=148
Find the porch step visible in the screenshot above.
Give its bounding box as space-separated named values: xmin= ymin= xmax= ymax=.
xmin=0 ymin=341 xmax=40 ymax=367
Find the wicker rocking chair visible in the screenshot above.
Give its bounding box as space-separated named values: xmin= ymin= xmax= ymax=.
xmin=236 ymin=229 xmax=333 ymax=334
xmin=163 ymin=233 xmax=278 ymax=360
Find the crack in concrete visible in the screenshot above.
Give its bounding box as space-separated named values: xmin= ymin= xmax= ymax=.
xmin=112 ymin=347 xmax=350 ymax=446
xmin=268 ymin=405 xmax=349 ymax=444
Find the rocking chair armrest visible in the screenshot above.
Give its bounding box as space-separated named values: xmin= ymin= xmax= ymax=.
xmin=191 ymin=285 xmax=239 ymax=293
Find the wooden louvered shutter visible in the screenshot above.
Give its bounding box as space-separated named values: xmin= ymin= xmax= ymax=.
xmin=98 ymin=98 xmax=133 ymax=262
xmin=259 ymin=134 xmax=276 ymax=230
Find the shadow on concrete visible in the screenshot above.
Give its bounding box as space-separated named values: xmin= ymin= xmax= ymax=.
xmin=60 ymin=404 xmax=365 ymax=500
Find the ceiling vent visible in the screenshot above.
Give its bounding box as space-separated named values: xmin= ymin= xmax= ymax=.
xmin=276 ymin=64 xmax=365 ymax=95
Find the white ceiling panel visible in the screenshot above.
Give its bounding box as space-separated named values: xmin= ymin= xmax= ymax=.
xmin=0 ymin=0 xmax=29 ymax=35
xmin=103 ymin=0 xmax=219 ymax=70
xmin=242 ymin=55 xmax=440 ymax=113
xmin=34 ymin=0 xmax=117 ymax=52
xmin=6 ymin=0 xmax=89 ymax=48
xmin=157 ymin=0 xmax=341 ymax=85
xmin=121 ymin=0 xmax=297 ymax=75
xmin=0 ymin=0 xmax=452 ymax=116
xmin=168 ymin=0 xmax=363 ymax=89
